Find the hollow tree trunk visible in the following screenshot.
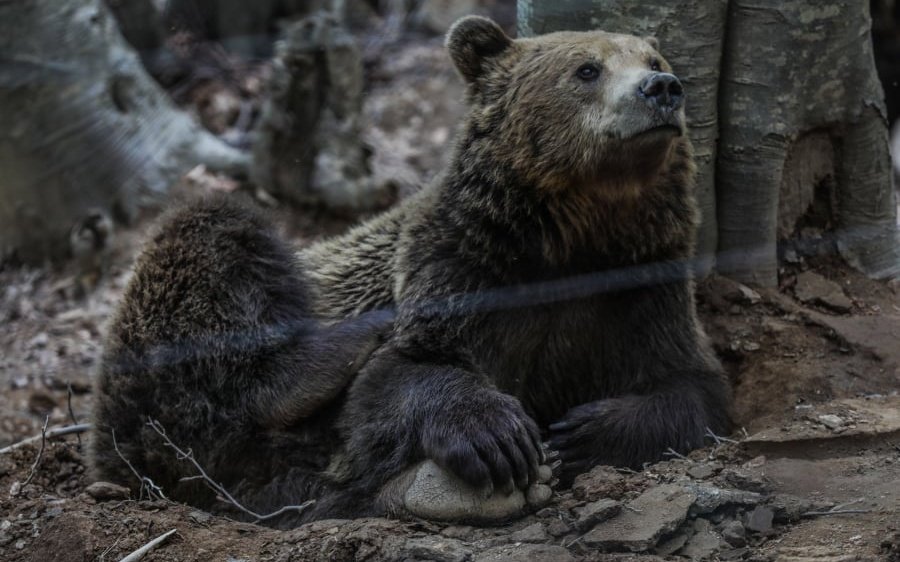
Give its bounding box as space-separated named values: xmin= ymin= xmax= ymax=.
xmin=717 ymin=1 xmax=898 ymax=285
xmin=518 ymin=0 xmax=900 ymax=285
xmin=0 ymin=0 xmax=249 ymax=265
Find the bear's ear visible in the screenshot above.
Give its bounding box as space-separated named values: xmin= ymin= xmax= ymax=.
xmin=446 ymin=16 xmax=513 ymax=84
xmin=643 ymin=36 xmax=660 ymax=51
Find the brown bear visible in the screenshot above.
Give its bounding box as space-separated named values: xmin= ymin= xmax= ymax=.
xmin=91 ymin=16 xmax=731 ymax=526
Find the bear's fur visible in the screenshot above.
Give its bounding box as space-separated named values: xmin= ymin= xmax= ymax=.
xmin=92 ymin=16 xmax=731 ymax=525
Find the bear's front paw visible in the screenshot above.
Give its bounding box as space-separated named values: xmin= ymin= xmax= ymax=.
xmin=548 ymin=400 xmax=617 ymax=485
xmin=421 ymin=391 xmax=543 ymax=495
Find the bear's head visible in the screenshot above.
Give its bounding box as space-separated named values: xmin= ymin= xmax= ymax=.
xmin=446 ymin=16 xmax=692 ymax=201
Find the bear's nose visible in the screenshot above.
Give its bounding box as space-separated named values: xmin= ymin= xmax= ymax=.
xmin=639 ymin=73 xmax=684 ymax=111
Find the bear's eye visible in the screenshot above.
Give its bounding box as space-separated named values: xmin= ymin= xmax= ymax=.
xmin=576 ymin=63 xmax=601 ymax=81
xmin=649 ymin=58 xmax=662 ymax=72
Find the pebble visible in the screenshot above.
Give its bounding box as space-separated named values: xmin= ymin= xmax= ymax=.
xmin=687 ymin=464 xmax=718 ymax=480
xmin=794 ymin=271 xmax=853 ymax=313
xmin=720 ymin=520 xmax=747 ymax=547
xmin=401 ymin=537 xmax=471 ymax=562
xmin=817 ymin=414 xmax=844 ymax=430
xmin=545 ymin=519 xmax=570 ymax=537
xmin=84 ymin=481 xmax=131 ymax=501
xmin=681 ymin=519 xmax=726 ymax=560
xmin=744 ymin=506 xmax=774 ymax=533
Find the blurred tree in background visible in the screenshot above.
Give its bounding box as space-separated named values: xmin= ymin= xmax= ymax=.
xmin=2 ymin=0 xmax=899 ymax=289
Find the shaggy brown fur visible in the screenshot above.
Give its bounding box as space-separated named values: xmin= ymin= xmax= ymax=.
xmin=92 ymin=16 xmax=731 ymax=525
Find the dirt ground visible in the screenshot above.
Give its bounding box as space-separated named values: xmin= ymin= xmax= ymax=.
xmin=2 ymin=21 xmax=900 ymax=562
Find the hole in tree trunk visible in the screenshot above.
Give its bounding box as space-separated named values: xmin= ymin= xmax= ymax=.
xmin=777 ymin=131 xmax=839 ymax=263
xmin=109 ymin=75 xmax=135 ymax=114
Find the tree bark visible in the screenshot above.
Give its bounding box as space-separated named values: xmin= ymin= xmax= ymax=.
xmin=716 ymin=1 xmax=897 ymax=284
xmin=518 ymin=0 xmax=900 ymax=285
xmin=252 ymin=13 xmax=386 ymax=210
xmin=0 ymin=0 xmax=249 ymax=265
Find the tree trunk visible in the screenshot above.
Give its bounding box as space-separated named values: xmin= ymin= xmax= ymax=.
xmin=518 ymin=0 xmax=900 ymax=285
xmin=162 ymin=0 xmax=329 ymax=58
xmin=0 ymin=0 xmax=249 ymax=265
xmin=716 ymin=1 xmax=897 ymax=284
xmin=251 ymin=13 xmax=387 ymax=211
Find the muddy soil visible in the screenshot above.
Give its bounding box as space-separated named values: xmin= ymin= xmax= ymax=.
xmin=3 ymin=23 xmax=900 ymax=562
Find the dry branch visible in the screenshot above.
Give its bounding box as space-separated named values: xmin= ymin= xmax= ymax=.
xmin=18 ymin=415 xmax=49 ymax=491
xmin=663 ymin=447 xmax=694 ymax=462
xmin=802 ymin=498 xmax=873 ymax=518
xmin=118 ymin=528 xmax=177 ymax=562
xmin=147 ymin=419 xmax=314 ymax=523
xmin=705 ymin=427 xmax=739 ymax=445
xmin=0 ymin=422 xmax=90 ymax=454
xmin=111 ymin=429 xmax=167 ymax=502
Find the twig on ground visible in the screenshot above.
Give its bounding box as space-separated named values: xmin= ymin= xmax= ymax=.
xmin=147 ymin=419 xmax=314 ymax=523
xmin=18 ymin=415 xmax=50 ymax=490
xmin=802 ymin=508 xmax=872 ymax=517
xmin=663 ymin=447 xmax=693 ymax=462
xmin=118 ymin=528 xmax=177 ymax=562
xmin=802 ymin=498 xmax=872 ymax=518
xmin=98 ymin=535 xmax=122 ymax=562
xmin=111 ymin=428 xmax=167 ymax=501
xmin=67 ymin=382 xmax=82 ymax=448
xmin=563 ymin=526 xmax=594 ymax=548
xmin=705 ymin=427 xmax=739 ymax=445
xmin=0 ymin=423 xmax=92 ymax=454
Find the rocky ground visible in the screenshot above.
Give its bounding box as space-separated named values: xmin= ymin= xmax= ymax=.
xmin=3 ymin=15 xmax=900 ymax=562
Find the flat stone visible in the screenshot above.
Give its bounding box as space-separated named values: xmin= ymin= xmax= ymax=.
xmin=744 ymin=397 xmax=900 ymax=452
xmin=401 ymin=537 xmax=471 ymax=562
xmin=84 ymin=481 xmax=130 ymax=502
xmin=509 ymin=523 xmax=547 ymax=543
xmin=719 ymin=547 xmax=750 ymax=560
xmin=572 ymin=498 xmax=622 ymax=531
xmin=681 ymin=519 xmax=726 ymax=560
xmin=744 ymin=506 xmax=774 ymax=534
xmin=766 ymin=494 xmax=832 ymax=523
xmin=476 ymin=544 xmax=575 ymax=562
xmin=817 ymin=414 xmax=844 ymax=430
xmin=654 ymin=526 xmax=693 ymax=556
xmin=687 ymin=463 xmax=719 ymax=480
xmin=440 ymin=525 xmax=476 ymax=540
xmin=794 ymin=271 xmax=853 ymax=312
xmin=583 ymin=484 xmax=696 ymax=552
xmin=188 ymin=510 xmax=212 ymax=525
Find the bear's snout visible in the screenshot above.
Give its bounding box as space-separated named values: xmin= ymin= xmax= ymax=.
xmin=638 ymin=73 xmax=684 ymax=112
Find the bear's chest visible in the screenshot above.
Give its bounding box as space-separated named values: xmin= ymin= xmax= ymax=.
xmin=469 ymin=293 xmax=643 ymax=426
